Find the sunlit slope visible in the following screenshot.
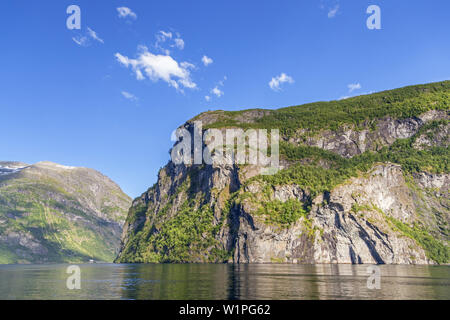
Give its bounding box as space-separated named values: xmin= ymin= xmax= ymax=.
xmin=0 ymin=161 xmax=131 ymax=263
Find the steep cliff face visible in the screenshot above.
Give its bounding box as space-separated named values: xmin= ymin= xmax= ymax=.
xmin=233 ymin=163 xmax=448 ymax=264
xmin=0 ymin=161 xmax=131 ymax=263
xmin=117 ymin=81 xmax=449 ymax=264
xmin=290 ymin=110 xmax=447 ymax=158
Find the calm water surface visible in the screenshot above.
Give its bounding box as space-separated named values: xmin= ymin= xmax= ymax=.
xmin=0 ymin=264 xmax=448 ymax=300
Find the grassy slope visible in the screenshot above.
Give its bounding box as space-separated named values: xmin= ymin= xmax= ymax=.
xmin=203 ymin=80 xmax=449 ymax=135
xmin=0 ymin=175 xmax=127 ymax=264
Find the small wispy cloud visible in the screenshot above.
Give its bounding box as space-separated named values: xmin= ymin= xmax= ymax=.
xmin=121 ymin=91 xmax=138 ymax=101
xmin=320 ymin=1 xmax=340 ymax=18
xmin=328 ymin=4 xmax=340 ymax=18
xmin=202 ymin=55 xmax=213 ymax=66
xmin=218 ymin=76 xmax=227 ymax=86
xmin=157 ymin=31 xmax=172 ymax=42
xmin=72 ymin=35 xmax=88 ymax=46
xmin=211 ymin=86 xmax=224 ymax=97
xmin=72 ymin=27 xmax=104 ymax=46
xmin=117 ymin=7 xmax=137 ymax=20
xmin=155 ymin=31 xmax=185 ymax=54
xmin=173 ymin=38 xmax=185 ymax=50
xmin=87 ymin=27 xmax=104 ymax=43
xmin=180 ymin=61 xmax=195 ymax=70
xmin=269 ymin=73 xmax=294 ymax=91
xmin=348 ymin=83 xmax=361 ymax=93
xmin=207 ymin=77 xmax=226 ymax=100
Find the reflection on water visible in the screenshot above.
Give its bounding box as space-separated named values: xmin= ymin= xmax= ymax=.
xmin=0 ymin=264 xmax=448 ymax=300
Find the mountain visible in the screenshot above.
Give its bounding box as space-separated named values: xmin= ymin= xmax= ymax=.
xmin=0 ymin=161 xmax=131 ymax=263
xmin=116 ymin=81 xmax=449 ymax=264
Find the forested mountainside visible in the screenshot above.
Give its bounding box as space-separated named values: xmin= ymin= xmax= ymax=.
xmin=117 ymin=81 xmax=449 ymax=264
xmin=0 ymin=161 xmax=131 ymax=263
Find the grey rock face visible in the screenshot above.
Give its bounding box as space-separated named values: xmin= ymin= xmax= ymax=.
xmin=289 ymin=110 xmax=449 ymax=158
xmin=413 ymin=121 xmax=449 ymax=150
xmin=118 ymin=110 xmax=449 ymax=264
xmin=119 ymin=155 xmax=446 ymax=264
xmin=229 ymin=164 xmax=445 ymax=264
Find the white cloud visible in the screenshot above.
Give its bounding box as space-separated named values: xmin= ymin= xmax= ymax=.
xmin=135 ymin=69 xmax=145 ymax=80
xmin=174 ymin=38 xmax=185 ymax=50
xmin=180 ymin=61 xmax=195 ymax=69
xmin=87 ymin=27 xmax=104 ymax=44
xmin=155 ymin=31 xmax=185 ymax=54
xmin=269 ymin=73 xmax=294 ymax=91
xmin=115 ymin=46 xmax=197 ymax=91
xmin=211 ymin=86 xmax=224 ymax=97
xmin=348 ymin=83 xmax=361 ymax=93
xmin=157 ymin=31 xmax=172 ymax=42
xmin=206 ymin=77 xmax=226 ymax=100
xmin=328 ymin=4 xmax=339 ymax=18
xmin=117 ymin=7 xmax=137 ymax=20
xmin=121 ymin=91 xmax=138 ymax=101
xmin=72 ymin=28 xmax=103 ymax=46
xmin=202 ymin=55 xmax=213 ymax=66
xmin=72 ymin=35 xmax=88 ymax=46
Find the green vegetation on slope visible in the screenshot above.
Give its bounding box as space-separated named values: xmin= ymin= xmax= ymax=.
xmin=245 ymin=121 xmax=448 ymax=263
xmin=117 ymin=173 xmax=230 ymax=263
xmin=386 ymin=216 xmax=449 ymax=264
xmin=118 ymin=81 xmax=449 ymax=264
xmin=0 ymin=163 xmax=130 ymax=264
xmin=257 ymin=120 xmax=449 ymax=201
xmin=0 ymin=181 xmax=118 ymax=263
xmin=204 ymin=81 xmax=450 ymax=136
xmin=256 ymin=199 xmax=310 ymax=229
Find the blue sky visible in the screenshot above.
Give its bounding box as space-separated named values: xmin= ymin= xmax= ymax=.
xmin=1 ymin=0 xmax=449 ymax=198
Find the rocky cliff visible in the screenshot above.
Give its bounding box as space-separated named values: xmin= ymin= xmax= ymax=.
xmin=116 ymin=81 xmax=449 ymax=264
xmin=0 ymin=161 xmax=131 ymax=263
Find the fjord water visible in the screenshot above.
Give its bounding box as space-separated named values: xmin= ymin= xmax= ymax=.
xmin=0 ymin=264 xmax=448 ymax=300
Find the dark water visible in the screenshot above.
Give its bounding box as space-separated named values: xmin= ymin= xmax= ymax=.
xmin=0 ymin=264 xmax=448 ymax=300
